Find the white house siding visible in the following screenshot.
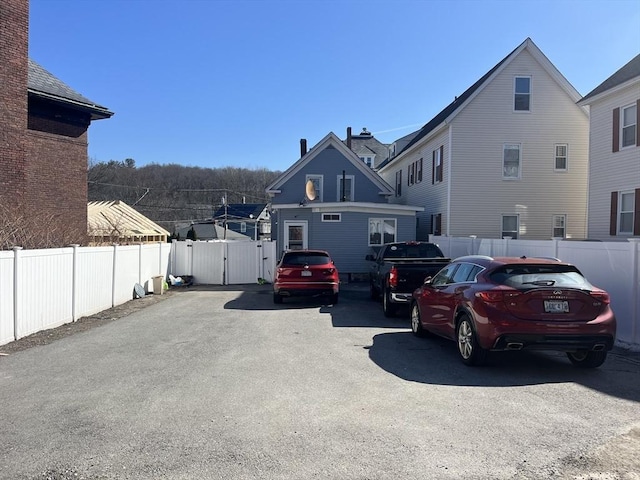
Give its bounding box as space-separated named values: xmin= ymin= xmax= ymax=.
xmin=448 ymin=49 xmax=589 ymax=239
xmin=382 ymin=128 xmax=450 ymax=240
xmin=586 ymin=82 xmax=640 ymax=240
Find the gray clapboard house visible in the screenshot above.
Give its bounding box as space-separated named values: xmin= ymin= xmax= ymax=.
xmin=266 ymin=132 xmax=423 ymax=278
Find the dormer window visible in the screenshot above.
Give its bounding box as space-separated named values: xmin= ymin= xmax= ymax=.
xmin=360 ymin=155 xmax=374 ymax=168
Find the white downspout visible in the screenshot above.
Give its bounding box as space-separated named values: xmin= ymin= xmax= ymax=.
xmin=447 ymin=124 xmax=453 ymax=236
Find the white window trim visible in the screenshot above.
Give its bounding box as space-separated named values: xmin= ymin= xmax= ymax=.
xmin=621 ymin=103 xmax=637 ymax=149
xmin=513 ymin=75 xmax=532 ymax=113
xmin=305 ymin=174 xmax=323 ymax=202
xmin=336 ymin=174 xmax=355 ymax=202
xmin=322 ymin=213 xmax=342 ymax=222
xmin=503 ymin=143 xmax=521 ymax=180
xmin=618 ymin=190 xmax=635 ymax=235
xmin=501 ymin=214 xmax=519 ymax=239
xmin=552 ymin=214 xmax=566 ymax=238
xmin=554 ymin=144 xmax=568 ymax=172
xmin=368 ymin=218 xmax=397 ymax=246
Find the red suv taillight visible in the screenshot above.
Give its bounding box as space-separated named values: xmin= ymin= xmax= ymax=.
xmin=475 ymin=290 xmax=520 ymax=303
xmin=590 ymin=290 xmax=610 ymax=305
xmin=322 ymin=268 xmax=335 ymax=276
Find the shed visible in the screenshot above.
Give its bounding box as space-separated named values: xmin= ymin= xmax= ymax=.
xmin=88 ymin=200 xmax=169 ymax=245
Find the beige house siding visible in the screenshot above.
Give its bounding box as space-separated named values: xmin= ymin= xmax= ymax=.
xmin=448 ymin=49 xmax=589 ymax=239
xmin=383 ymin=128 xmax=449 ymax=240
xmin=586 ymin=82 xmax=640 ymax=240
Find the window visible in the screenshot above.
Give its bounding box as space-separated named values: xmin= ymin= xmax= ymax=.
xmin=431 ymin=264 xmax=458 ymax=287
xmin=502 ymin=214 xmax=519 ymax=239
xmin=337 ymin=175 xmax=354 ymax=202
xmin=417 ymin=158 xmax=423 ymax=182
xmin=240 ymin=222 xmax=247 ymax=233
xmin=503 ymin=144 xmax=521 ymax=179
xmin=619 ymin=191 xmax=635 ymax=234
xmin=451 ymin=263 xmax=483 ymax=283
xmin=369 ymin=218 xmax=396 ymax=246
xmin=432 ymin=146 xmax=443 ymax=183
xmin=554 ymin=144 xmax=568 ymax=171
xmin=622 ymin=104 xmax=637 ymax=148
xmin=361 ymin=156 xmax=373 ymax=168
xmin=514 ymin=76 xmax=531 ymax=111
xmin=431 ymin=213 xmax=442 ymax=235
xmin=408 ymin=163 xmax=415 ymax=185
xmin=322 ymin=213 xmax=341 ymax=222
xmin=552 ymin=215 xmax=566 ymax=238
xmin=305 ymin=174 xmax=323 ymax=202
xmin=395 ymin=170 xmax=402 ymax=197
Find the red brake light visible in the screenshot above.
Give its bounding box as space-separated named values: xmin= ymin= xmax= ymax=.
xmin=388 ymin=266 xmax=398 ymax=288
xmin=590 ymin=290 xmax=610 ymax=305
xmin=322 ymin=268 xmax=335 ymax=275
xmin=475 ymin=290 xmax=520 ymax=303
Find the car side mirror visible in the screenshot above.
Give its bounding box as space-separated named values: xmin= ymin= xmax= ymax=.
xmin=423 ymin=276 xmax=433 ymax=285
xmin=365 ymin=254 xmax=375 ymax=261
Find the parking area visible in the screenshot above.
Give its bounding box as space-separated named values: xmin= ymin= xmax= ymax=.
xmin=1 ymin=283 xmax=639 ymax=479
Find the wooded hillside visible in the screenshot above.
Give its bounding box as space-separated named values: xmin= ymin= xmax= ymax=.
xmin=88 ymin=159 xmax=281 ymax=233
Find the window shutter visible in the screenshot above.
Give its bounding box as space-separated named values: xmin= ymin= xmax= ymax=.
xmin=637 ymin=99 xmax=640 ymax=147
xmin=613 ymin=107 xmax=620 ymax=152
xmin=435 ymin=213 xmax=442 ymax=235
xmin=635 ymin=188 xmax=640 ymax=236
xmin=438 ymin=146 xmax=444 ymax=182
xmin=418 ymin=158 xmax=423 ymax=182
xmin=610 ymin=191 xmax=618 ymax=236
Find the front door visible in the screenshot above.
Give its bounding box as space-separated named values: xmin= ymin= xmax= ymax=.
xmin=284 ymin=221 xmax=308 ymax=251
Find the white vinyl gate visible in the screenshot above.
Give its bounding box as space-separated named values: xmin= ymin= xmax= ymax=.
xmin=170 ymin=240 xmax=277 ymax=285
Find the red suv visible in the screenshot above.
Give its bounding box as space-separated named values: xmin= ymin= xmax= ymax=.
xmin=410 ymin=256 xmax=616 ymax=368
xmin=273 ymin=250 xmax=339 ymax=304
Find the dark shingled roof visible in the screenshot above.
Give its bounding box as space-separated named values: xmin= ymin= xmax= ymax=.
xmin=212 ymin=203 xmax=268 ymax=220
xmin=28 ymin=59 xmax=113 ymax=119
xmin=579 ymin=54 xmax=640 ymax=103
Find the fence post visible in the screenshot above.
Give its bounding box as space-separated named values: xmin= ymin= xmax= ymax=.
xmin=112 ymin=244 xmax=118 ymax=308
xmin=13 ymin=247 xmax=22 ymax=340
xmin=629 ymin=238 xmax=640 ymax=346
xmin=158 ymin=241 xmax=162 ymax=276
xmin=71 ymin=244 xmax=79 ymax=321
xmin=551 ymin=238 xmax=562 ymax=259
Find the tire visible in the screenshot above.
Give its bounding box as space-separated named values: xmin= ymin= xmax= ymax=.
xmin=456 ymin=314 xmax=488 ymax=366
xmin=410 ymin=302 xmax=428 ymax=337
xmin=567 ymin=350 xmax=607 ymax=368
xmin=382 ymin=287 xmax=397 ymax=317
xmin=370 ymin=282 xmax=380 ymax=300
xmin=273 ymin=292 xmax=283 ymax=304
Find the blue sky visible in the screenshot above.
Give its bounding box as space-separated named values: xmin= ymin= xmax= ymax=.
xmin=29 ymin=0 xmax=640 ymax=172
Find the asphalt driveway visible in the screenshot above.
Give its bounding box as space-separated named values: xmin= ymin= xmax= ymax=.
xmin=1 ymin=284 xmax=639 ymax=479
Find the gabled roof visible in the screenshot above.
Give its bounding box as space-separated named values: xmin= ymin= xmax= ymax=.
xmin=88 ymin=201 xmax=170 ymax=239
xmin=266 ymin=132 xmax=394 ymax=196
xmin=28 ymin=59 xmax=113 ymax=120
xmin=212 ymin=203 xmax=268 ymax=220
xmin=578 ymin=54 xmax=640 ymax=105
xmin=381 ymin=38 xmax=584 ymax=169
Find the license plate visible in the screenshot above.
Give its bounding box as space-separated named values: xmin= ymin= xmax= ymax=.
xmin=301 ymin=271 xmax=312 ymax=277
xmin=544 ymin=300 xmax=569 ymax=313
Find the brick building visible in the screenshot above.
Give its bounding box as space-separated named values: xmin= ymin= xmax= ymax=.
xmin=0 ymin=0 xmax=113 ymax=248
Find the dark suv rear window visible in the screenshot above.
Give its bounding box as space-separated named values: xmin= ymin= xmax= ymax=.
xmin=489 ymin=264 xmax=594 ymax=290
xmin=281 ymin=252 xmax=331 ymax=266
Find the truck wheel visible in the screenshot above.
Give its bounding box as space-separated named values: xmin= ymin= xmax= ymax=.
xmin=382 ymin=287 xmax=397 ymax=317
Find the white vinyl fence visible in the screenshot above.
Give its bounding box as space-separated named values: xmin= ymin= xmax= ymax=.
xmin=169 ymin=240 xmax=277 ymax=285
xmin=430 ymin=235 xmax=640 ymax=347
xmin=0 ymin=243 xmax=171 ymax=346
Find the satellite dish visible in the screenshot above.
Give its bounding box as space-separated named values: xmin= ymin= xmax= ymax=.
xmin=305 ymin=180 xmax=317 ymax=201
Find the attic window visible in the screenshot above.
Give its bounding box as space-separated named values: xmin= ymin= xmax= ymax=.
xmin=514 ymin=76 xmax=531 ymax=111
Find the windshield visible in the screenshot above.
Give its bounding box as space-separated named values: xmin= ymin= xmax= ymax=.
xmin=383 ymin=243 xmax=444 ymax=258
xmin=281 ymin=252 xmax=331 ymax=266
xmin=489 ymin=264 xmax=594 ymax=290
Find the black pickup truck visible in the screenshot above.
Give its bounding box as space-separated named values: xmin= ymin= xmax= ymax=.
xmin=366 ymin=241 xmax=451 ymax=317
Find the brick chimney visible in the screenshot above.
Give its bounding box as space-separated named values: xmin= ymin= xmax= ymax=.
xmin=300 ymin=138 xmax=307 ymax=157
xmin=346 ymin=127 xmax=352 ymax=149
